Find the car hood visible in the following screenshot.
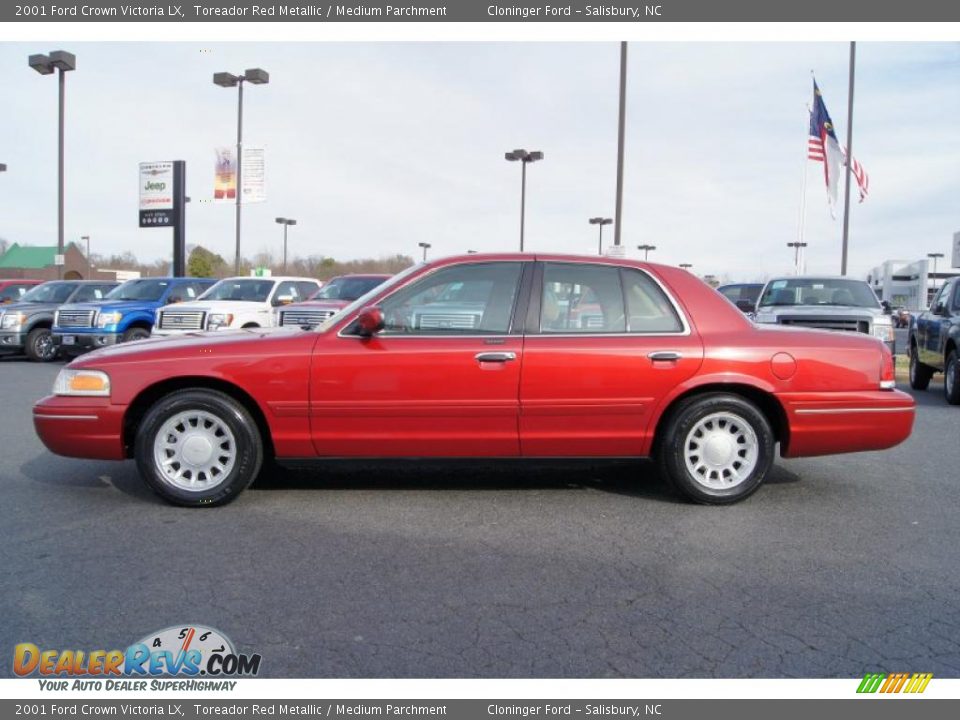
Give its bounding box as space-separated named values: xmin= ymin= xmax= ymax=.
xmin=156 ymin=300 xmax=266 ymax=314
xmin=56 ymin=300 xmax=139 ymax=313
xmin=72 ymin=326 xmax=307 ymax=364
xmin=281 ymin=299 xmax=350 ymax=311
xmin=0 ymin=301 xmax=60 ymax=314
xmin=756 ymin=304 xmax=883 ymax=317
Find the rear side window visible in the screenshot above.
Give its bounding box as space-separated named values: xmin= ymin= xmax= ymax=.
xmin=540 ymin=264 xmax=626 ymax=333
xmin=622 ymin=269 xmax=684 ymax=333
xmin=72 ymin=284 xmax=115 ymax=302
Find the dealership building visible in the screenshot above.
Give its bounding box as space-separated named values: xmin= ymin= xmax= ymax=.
xmin=868 ymin=251 xmax=960 ymax=310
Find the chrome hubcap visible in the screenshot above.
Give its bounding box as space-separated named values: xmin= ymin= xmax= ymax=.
xmin=684 ymin=412 xmax=759 ymax=489
xmin=153 ymin=410 xmax=236 ymax=491
xmin=36 ymin=333 xmax=55 ymax=359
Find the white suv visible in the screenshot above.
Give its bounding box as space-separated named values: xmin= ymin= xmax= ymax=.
xmin=152 ymin=276 xmax=321 ymax=337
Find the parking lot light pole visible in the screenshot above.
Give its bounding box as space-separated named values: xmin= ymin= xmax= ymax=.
xmin=418 ymin=242 xmax=432 ymax=262
xmin=29 ymin=50 xmax=75 ymax=280
xmin=787 ymin=241 xmax=808 ymax=275
xmin=679 ymin=263 xmax=693 ymax=271
xmin=637 ymin=244 xmax=656 ymax=261
xmin=589 ymin=217 xmax=613 ymax=255
xmin=80 ymin=235 xmax=91 ymax=276
xmin=927 ymin=252 xmax=944 ymax=297
xmin=0 ymin=163 xmax=6 ymax=172
xmin=504 ymin=149 xmax=543 ymax=252
xmin=213 ymin=68 xmax=269 ymax=275
xmin=275 ymin=218 xmax=296 ymax=273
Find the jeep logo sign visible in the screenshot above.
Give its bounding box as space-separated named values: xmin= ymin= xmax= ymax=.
xmin=139 ymin=161 xmax=175 ymax=228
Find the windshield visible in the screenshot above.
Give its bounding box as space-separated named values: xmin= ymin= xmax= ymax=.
xmin=315 ymin=264 xmax=421 ymax=331
xmin=107 ymin=279 xmax=170 ymax=302
xmin=758 ymin=278 xmax=880 ymax=309
xmin=313 ymin=276 xmax=387 ymax=301
xmin=19 ymin=282 xmax=75 ymax=304
xmin=197 ymin=279 xmax=274 ymax=303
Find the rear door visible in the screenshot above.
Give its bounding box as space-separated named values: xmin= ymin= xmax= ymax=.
xmin=309 ymin=261 xmax=531 ymax=457
xmin=519 ymin=261 xmax=704 ymax=457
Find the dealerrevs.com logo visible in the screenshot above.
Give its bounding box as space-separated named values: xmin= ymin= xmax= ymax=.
xmin=857 ymin=672 xmax=933 ymax=694
xmin=13 ymin=625 xmax=261 ymax=689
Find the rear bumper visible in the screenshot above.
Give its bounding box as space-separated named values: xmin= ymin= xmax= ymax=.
xmin=778 ymin=389 xmax=915 ymax=458
xmin=33 ymin=395 xmax=127 ymax=460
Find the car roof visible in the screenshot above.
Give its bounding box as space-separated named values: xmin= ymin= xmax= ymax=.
xmin=214 ymin=276 xmax=320 ymax=283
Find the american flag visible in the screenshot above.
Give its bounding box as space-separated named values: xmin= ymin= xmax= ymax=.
xmin=808 ymin=79 xmax=869 ymax=205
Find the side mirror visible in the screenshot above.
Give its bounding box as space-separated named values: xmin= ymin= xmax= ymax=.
xmin=881 ymin=300 xmax=892 ymax=315
xmin=273 ymin=295 xmax=294 ymax=307
xmin=735 ymin=299 xmax=755 ymax=313
xmin=934 ymin=302 xmax=948 ymax=316
xmin=356 ymin=306 xmax=385 ymax=336
xmin=168 ymin=295 xmax=183 ymax=304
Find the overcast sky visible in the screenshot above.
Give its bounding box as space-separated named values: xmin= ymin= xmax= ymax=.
xmin=0 ymin=41 xmax=957 ymax=280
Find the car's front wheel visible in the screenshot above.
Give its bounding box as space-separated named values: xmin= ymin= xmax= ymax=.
xmin=134 ymin=389 xmax=263 ymax=507
xmin=945 ymin=350 xmax=960 ymax=405
xmin=25 ymin=327 xmax=58 ymax=362
xmin=909 ymin=342 xmax=934 ymax=391
xmin=657 ymin=393 xmax=775 ymax=505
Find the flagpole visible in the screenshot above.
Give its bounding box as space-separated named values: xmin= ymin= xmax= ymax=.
xmin=797 ymin=102 xmax=811 ymax=267
xmin=840 ymin=41 xmax=856 ymax=276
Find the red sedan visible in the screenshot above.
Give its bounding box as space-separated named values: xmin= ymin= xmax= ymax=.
xmin=33 ymin=254 xmax=914 ymax=507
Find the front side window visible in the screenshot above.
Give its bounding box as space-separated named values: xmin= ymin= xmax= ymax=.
xmin=107 ymin=279 xmax=170 ymax=302
xmin=0 ymin=284 xmax=31 ymax=302
xmin=540 ymin=264 xmax=625 ymax=333
xmin=377 ymin=262 xmax=523 ymax=335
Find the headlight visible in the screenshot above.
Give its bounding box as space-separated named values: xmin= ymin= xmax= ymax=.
xmin=873 ymin=320 xmax=894 ymax=342
xmin=207 ymin=313 xmax=234 ymax=330
xmin=1 ymin=312 xmax=25 ymax=329
xmin=96 ymin=311 xmax=123 ymax=328
xmin=53 ymin=369 xmax=111 ymax=397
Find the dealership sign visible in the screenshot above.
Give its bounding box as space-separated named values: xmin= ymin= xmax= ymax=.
xmin=138 ymin=161 xmax=175 ymax=227
xmin=213 ymin=146 xmax=265 ymax=203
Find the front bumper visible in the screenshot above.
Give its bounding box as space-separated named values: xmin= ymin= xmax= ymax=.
xmin=777 ymin=389 xmax=915 ymax=458
xmin=0 ymin=330 xmax=28 ymax=353
xmin=33 ymin=395 xmax=127 ymax=460
xmin=52 ymin=331 xmax=119 ymax=353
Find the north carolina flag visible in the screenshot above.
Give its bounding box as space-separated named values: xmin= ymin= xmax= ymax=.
xmin=808 ymin=79 xmax=869 ymax=213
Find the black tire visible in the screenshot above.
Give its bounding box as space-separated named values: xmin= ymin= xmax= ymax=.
xmin=134 ymin=389 xmax=263 ymax=507
xmin=242 ymin=323 xmax=260 ymax=329
xmin=656 ymin=393 xmax=775 ymax=505
xmin=945 ymin=350 xmax=960 ymax=406
xmin=25 ymin=327 xmax=58 ymax=362
xmin=908 ymin=342 xmax=933 ymax=391
xmin=121 ymin=326 xmax=151 ymax=343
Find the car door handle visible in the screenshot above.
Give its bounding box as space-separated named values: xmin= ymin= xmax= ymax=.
xmin=648 ymin=351 xmax=683 ymax=362
xmin=475 ymin=352 xmax=517 ymax=363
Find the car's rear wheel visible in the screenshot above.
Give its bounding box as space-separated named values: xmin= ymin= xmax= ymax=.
xmin=121 ymin=326 xmax=151 ymax=343
xmin=909 ymin=342 xmax=934 ymax=391
xmin=657 ymin=393 xmax=774 ymax=505
xmin=135 ymin=389 xmax=263 ymax=507
xmin=945 ymin=350 xmax=960 ymax=405
xmin=25 ymin=327 xmax=57 ymax=362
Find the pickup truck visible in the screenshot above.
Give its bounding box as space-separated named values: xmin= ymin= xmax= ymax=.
xmin=278 ymin=274 xmax=391 ymax=329
xmin=152 ymin=276 xmax=321 ymax=336
xmin=0 ymin=280 xmax=119 ymax=361
xmin=754 ymin=276 xmax=895 ymax=355
xmin=908 ymin=277 xmax=960 ymax=404
xmin=52 ymin=277 xmax=215 ymax=356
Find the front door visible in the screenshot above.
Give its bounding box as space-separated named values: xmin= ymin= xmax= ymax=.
xmin=520 ymin=261 xmax=704 ymax=457
xmin=309 ymin=261 xmax=530 ymax=457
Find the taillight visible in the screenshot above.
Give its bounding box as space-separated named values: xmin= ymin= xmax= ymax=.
xmin=880 ymin=343 xmax=895 ymax=390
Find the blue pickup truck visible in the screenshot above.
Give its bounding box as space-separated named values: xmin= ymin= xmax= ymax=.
xmin=52 ymin=277 xmax=215 ymax=355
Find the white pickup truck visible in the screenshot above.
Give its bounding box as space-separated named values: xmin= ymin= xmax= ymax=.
xmin=152 ymin=276 xmax=322 ymax=337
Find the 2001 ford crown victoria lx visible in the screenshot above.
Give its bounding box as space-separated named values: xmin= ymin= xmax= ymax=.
xmin=33 ymin=254 xmax=915 ymax=507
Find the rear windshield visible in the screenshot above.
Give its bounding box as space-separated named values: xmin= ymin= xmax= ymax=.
xmin=758 ymin=278 xmax=880 ymax=309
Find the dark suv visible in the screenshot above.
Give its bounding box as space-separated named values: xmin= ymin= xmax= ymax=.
xmin=909 ymin=277 xmax=960 ymax=404
xmin=0 ymin=280 xmax=119 ymax=361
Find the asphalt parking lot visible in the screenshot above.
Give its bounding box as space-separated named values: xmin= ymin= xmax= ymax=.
xmin=1 ymin=358 xmax=958 ymax=678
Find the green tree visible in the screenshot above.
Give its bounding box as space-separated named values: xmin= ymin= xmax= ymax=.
xmin=187 ymin=246 xmax=227 ymax=278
